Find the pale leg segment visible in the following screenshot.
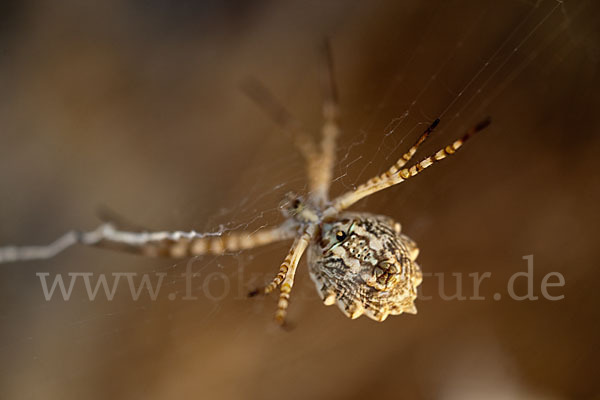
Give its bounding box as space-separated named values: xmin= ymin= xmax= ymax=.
xmin=0 ymin=222 xmax=297 ymax=264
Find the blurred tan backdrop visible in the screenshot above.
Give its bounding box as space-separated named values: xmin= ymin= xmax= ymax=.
xmin=0 ymin=0 xmax=599 ymax=399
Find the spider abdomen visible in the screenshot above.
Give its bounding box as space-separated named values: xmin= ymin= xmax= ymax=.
xmin=308 ymin=212 xmax=422 ymax=321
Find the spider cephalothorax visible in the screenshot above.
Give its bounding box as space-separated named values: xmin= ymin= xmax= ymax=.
xmin=308 ymin=213 xmax=422 ymax=321
xmin=0 ymin=42 xmax=489 ymax=325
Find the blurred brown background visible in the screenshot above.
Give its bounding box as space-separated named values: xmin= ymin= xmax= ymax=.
xmin=0 ymin=0 xmax=599 ymax=399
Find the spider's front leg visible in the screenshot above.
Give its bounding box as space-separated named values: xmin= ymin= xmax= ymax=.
xmin=240 ymin=77 xmax=319 ymax=166
xmin=242 ymin=40 xmax=343 ymax=208
xmin=310 ymin=39 xmax=341 ymax=206
xmin=0 ymin=221 xmax=297 ymax=264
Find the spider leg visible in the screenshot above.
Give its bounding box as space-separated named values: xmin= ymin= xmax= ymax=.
xmin=311 ymin=39 xmax=341 ymax=206
xmin=249 ymin=227 xmax=306 ymax=296
xmin=0 ymin=222 xmax=297 ymax=264
xmin=0 ymin=230 xmax=81 ymax=264
xmin=96 ymin=204 xmax=149 ymax=232
xmin=257 ymin=259 xmax=288 ymax=296
xmin=240 ymin=77 xmax=319 ymax=163
xmin=326 ymin=118 xmax=438 ymax=209
xmin=395 ymin=118 xmax=440 ymax=169
xmin=250 ymin=225 xmax=314 ymax=324
xmin=273 ymin=226 xmax=314 ymax=324
xmin=329 ymin=117 xmax=491 ymax=212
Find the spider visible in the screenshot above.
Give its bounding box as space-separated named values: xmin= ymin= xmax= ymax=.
xmin=0 ymin=42 xmax=490 ymax=324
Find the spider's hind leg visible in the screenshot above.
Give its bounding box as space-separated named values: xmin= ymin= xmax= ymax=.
xmin=274 ymin=229 xmax=313 ymax=324
xmin=249 ymin=226 xmax=314 ymax=325
xmin=330 ymin=117 xmax=490 ymax=212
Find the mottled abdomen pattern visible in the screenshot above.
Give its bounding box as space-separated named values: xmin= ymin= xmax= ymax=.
xmin=308 ymin=212 xmax=422 ymax=321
